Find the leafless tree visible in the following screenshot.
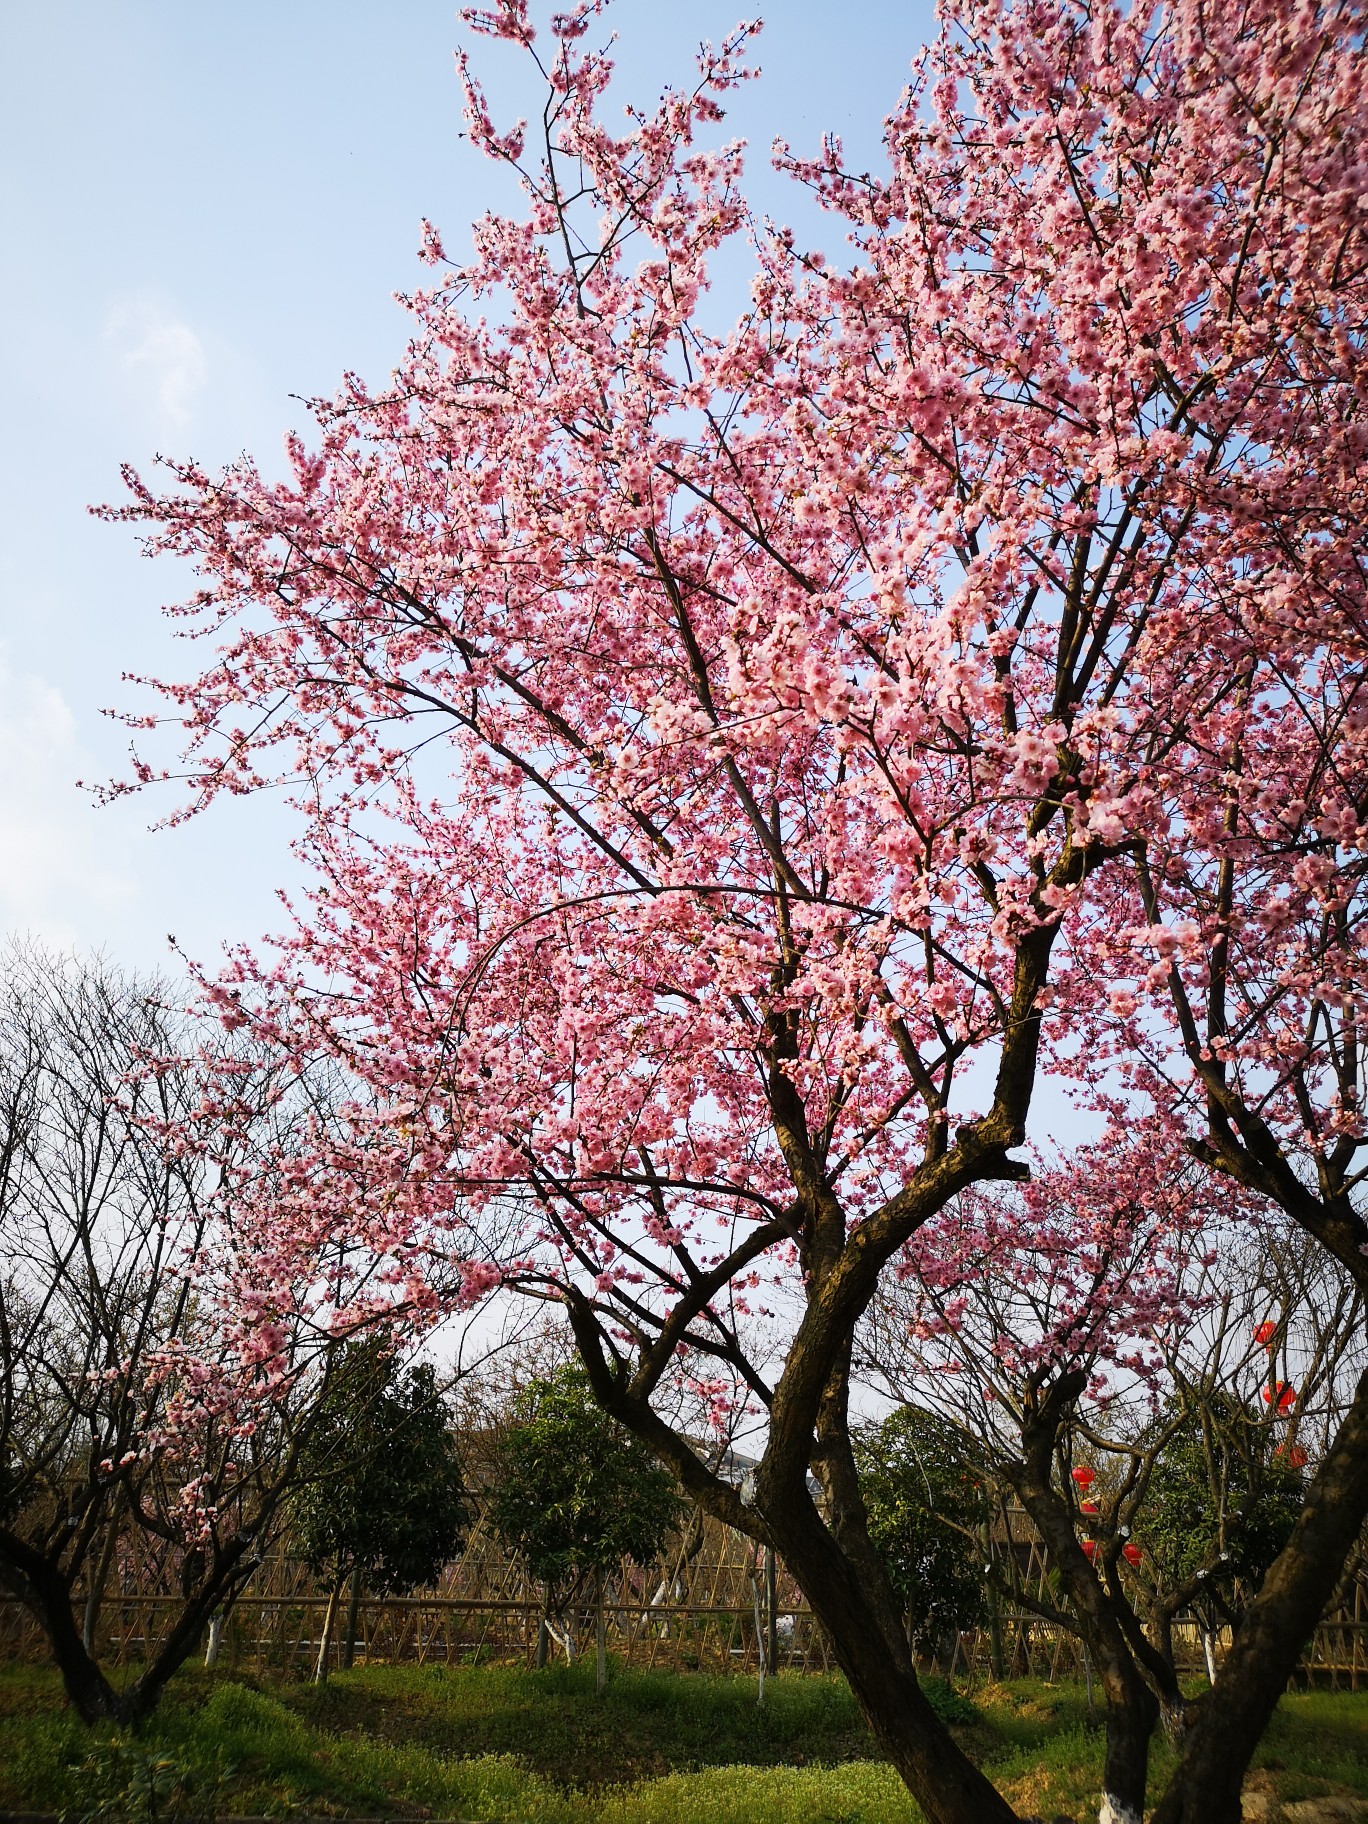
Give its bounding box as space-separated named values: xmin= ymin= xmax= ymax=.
xmin=0 ymin=947 xmax=364 ymax=1723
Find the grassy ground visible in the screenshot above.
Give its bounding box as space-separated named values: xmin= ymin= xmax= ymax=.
xmin=0 ymin=1659 xmax=1364 ymax=1822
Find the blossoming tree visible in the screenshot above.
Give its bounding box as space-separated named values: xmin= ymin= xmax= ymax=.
xmin=860 ymin=1141 xmax=1365 ymax=1816
xmin=102 ymin=1 xmax=1368 ymax=1819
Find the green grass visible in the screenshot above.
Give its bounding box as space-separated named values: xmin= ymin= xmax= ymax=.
xmin=0 ymin=1659 xmax=1363 ymax=1822
xmin=290 ymin=1661 xmax=882 ymax=1786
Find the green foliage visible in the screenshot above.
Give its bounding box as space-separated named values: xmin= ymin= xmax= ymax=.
xmin=853 ymin=1406 xmax=991 ymax=1655
xmin=293 ymin=1344 xmax=470 ymax=1596
xmin=61 ymin=1737 xmax=234 ymax=1824
xmin=918 ymin=1675 xmax=979 ymax=1726
xmin=490 ymin=1367 xmax=683 ymax=1594
xmin=1136 ymin=1392 xmax=1305 ymax=1620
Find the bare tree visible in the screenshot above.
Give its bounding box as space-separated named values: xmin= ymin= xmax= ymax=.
xmin=0 ymin=947 xmax=362 ymax=1724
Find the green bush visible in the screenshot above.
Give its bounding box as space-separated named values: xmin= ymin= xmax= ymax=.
xmin=491 ymin=1366 xmax=682 ymax=1597
xmin=61 ymin=1737 xmax=234 ymax=1824
xmin=853 ymin=1407 xmax=990 ymax=1655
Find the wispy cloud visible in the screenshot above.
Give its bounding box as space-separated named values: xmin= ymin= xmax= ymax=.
xmin=103 ymin=295 xmax=207 ymax=431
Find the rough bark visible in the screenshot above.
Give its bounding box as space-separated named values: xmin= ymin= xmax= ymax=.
xmin=1150 ymin=1366 xmax=1368 ymax=1824
xmin=763 ymin=1488 xmax=1021 ymax=1824
xmin=1012 ymin=1374 xmax=1159 ymax=1824
xmin=0 ymin=1520 xmax=258 ymax=1725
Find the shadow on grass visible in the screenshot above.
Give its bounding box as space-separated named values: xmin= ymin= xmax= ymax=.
xmin=0 ymin=1659 xmax=1362 ymax=1823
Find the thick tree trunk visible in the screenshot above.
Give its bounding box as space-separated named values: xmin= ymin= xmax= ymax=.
xmin=4 ymin=1519 xmax=261 ymax=1727
xmin=1097 ymin=1678 xmax=1159 ymax=1824
xmin=766 ymin=1494 xmax=1020 ymax=1824
xmin=1150 ymin=1367 xmax=1368 ymax=1824
xmin=1 ymin=1529 xmax=128 ymax=1724
xmin=44 ymin=1591 xmax=128 ymax=1724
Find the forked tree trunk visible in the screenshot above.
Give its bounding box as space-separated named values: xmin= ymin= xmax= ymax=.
xmin=2 ymin=1522 xmax=258 ymax=1726
xmin=1150 ymin=1367 xmax=1368 ymax=1824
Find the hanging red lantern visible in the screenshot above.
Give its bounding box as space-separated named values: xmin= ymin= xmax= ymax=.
xmin=1071 ymin=1465 xmax=1096 ymax=1490
xmin=1123 ymin=1543 xmax=1143 ymax=1566
xmin=1081 ymin=1539 xmax=1098 ymax=1561
xmin=1080 ymin=1500 xmax=1100 ymax=1517
xmin=1262 ymin=1381 xmax=1297 ymax=1411
xmin=1253 ymin=1320 xmax=1277 ymax=1347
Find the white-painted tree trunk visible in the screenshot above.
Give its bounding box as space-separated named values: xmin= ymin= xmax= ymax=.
xmin=1099 ymin=1795 xmax=1143 ymax=1824
xmin=313 ymin=1579 xmax=344 ymax=1685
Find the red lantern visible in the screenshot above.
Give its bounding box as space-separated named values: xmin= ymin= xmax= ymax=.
xmin=1123 ymin=1543 xmax=1143 ymax=1566
xmin=1286 ymin=1444 xmax=1308 ymax=1469
xmin=1080 ymin=1500 xmax=1100 ymax=1517
xmin=1071 ymin=1465 xmax=1096 ymax=1490
xmin=1081 ymin=1539 xmax=1098 ymax=1561
xmin=1262 ymin=1381 xmax=1296 ymax=1411
xmin=1253 ymin=1320 xmax=1277 ymax=1347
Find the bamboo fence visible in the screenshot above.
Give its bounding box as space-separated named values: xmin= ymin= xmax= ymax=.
xmin=2 ymin=1503 xmax=1364 ymax=1690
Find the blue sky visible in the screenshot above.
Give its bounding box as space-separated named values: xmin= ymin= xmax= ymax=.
xmin=0 ymin=0 xmax=937 ymax=977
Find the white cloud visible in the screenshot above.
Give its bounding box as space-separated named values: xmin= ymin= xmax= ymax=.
xmin=0 ymin=649 xmax=137 ymax=952
xmin=103 ymin=296 xmax=207 ymax=431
